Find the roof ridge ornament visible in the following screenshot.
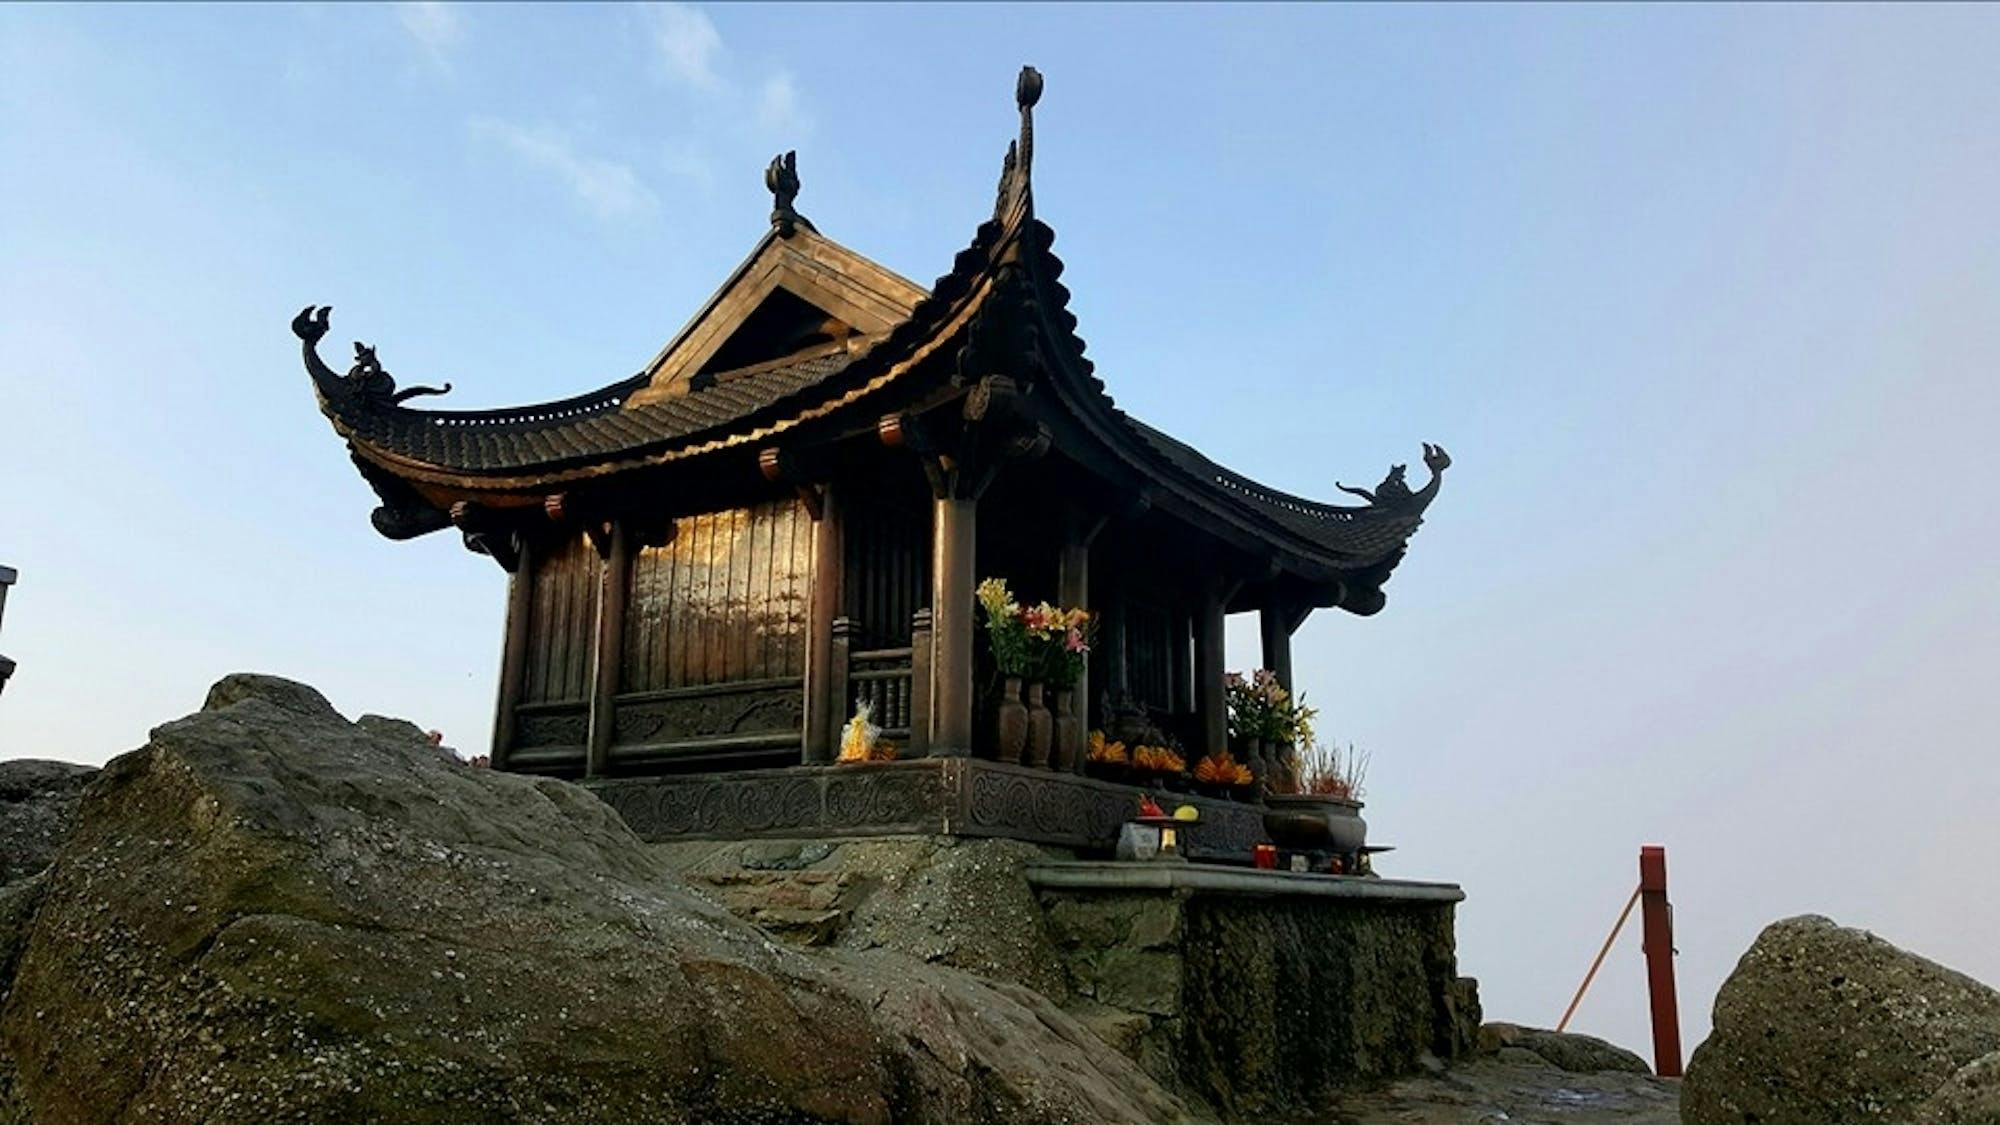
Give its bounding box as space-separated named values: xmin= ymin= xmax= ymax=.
xmin=765 ymin=150 xmax=814 ymax=238
xmin=1335 ymin=444 xmax=1452 ymax=513
xmin=291 ymin=306 xmax=452 ymax=409
xmin=993 ymin=65 xmax=1043 ymax=223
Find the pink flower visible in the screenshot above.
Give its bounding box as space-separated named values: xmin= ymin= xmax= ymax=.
xmin=1065 ymin=627 xmax=1086 ymax=653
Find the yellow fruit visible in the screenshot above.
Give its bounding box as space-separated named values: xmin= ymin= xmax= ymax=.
xmin=1172 ymin=805 xmax=1199 ymax=822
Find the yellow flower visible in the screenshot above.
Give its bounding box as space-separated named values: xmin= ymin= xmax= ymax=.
xmin=976 ymin=577 xmax=1018 ymax=621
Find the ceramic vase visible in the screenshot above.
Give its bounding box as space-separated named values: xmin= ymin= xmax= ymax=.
xmin=994 ymin=676 xmax=1028 ymax=765
xmin=1052 ymin=688 xmax=1080 ymax=771
xmin=1024 ymin=681 xmax=1053 ymax=768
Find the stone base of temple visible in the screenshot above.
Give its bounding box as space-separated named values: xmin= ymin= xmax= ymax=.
xmin=585 ymin=758 xmax=1272 ymax=861
xmin=648 ymin=833 xmax=1480 ymax=1117
xmin=1034 ymin=862 xmax=1481 ymax=1116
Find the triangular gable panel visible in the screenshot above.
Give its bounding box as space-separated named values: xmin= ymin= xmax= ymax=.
xmin=628 ymin=228 xmax=928 ymax=405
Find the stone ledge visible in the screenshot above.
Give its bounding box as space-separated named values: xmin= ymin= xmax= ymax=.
xmin=1026 ymin=861 xmax=1466 ymax=903
xmin=585 ymin=759 xmax=1272 ymax=859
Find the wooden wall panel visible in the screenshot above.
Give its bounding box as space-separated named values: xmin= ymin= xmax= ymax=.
xmin=521 ymin=533 xmax=599 ymax=706
xmin=1127 ymin=598 xmax=1175 ymax=714
xmin=622 ymin=498 xmax=812 ymax=694
xmin=843 ymin=496 xmax=930 ymax=650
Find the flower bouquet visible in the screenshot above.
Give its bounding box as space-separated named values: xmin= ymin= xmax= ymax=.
xmin=1192 ymin=750 xmax=1255 ymax=799
xmin=837 ymin=701 xmax=899 ymax=763
xmin=1085 ymin=729 xmax=1130 ymax=783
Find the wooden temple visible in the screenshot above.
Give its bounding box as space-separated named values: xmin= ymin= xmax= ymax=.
xmin=297 ymin=69 xmax=1448 ymax=854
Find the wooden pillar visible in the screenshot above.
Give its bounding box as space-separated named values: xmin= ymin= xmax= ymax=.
xmin=1168 ymin=609 xmax=1193 ymax=719
xmin=1260 ymin=599 xmax=1294 ymax=696
xmin=803 ymin=485 xmax=842 ymax=763
xmin=908 ymin=608 xmax=933 ymax=757
xmin=1103 ymin=591 xmax=1130 ymax=711
xmin=490 ymin=535 xmax=535 ymax=770
xmin=1057 ymin=537 xmax=1090 ymax=773
xmin=585 ymin=520 xmax=631 ymax=778
xmin=829 ymin=618 xmax=856 ymax=754
xmin=1194 ymin=582 xmax=1228 ymax=758
xmin=930 ymin=494 xmax=977 ymax=756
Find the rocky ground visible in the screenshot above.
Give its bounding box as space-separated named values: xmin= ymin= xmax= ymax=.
xmin=10 ymin=673 xmax=1994 ymax=1122
xmin=0 ymin=675 xmax=1680 ymax=1123
xmin=1308 ymin=1023 xmax=1680 ymax=1124
xmin=1321 ymin=1057 xmax=1680 ymax=1124
xmin=0 ymin=675 xmax=1187 ymax=1123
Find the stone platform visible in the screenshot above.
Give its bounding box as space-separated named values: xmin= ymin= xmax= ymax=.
xmin=648 ymin=832 xmax=1481 ymax=1119
xmin=1032 ymin=860 xmax=1479 ymax=1118
xmin=587 ymin=758 xmax=1272 ymax=860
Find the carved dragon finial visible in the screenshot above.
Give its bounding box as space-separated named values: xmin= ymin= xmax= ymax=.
xmin=994 ymin=65 xmax=1043 ymax=222
xmin=1337 ymin=443 xmax=1451 ymax=512
xmin=765 ymin=150 xmax=814 ymax=237
xmin=292 ymin=305 xmax=451 ymax=409
xmin=1017 ymin=64 xmax=1042 ymax=170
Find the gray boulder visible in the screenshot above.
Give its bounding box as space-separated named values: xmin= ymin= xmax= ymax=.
xmin=0 ymin=758 xmax=96 ymax=886
xmin=1479 ymin=1022 xmax=1651 ymax=1074
xmin=1684 ymin=914 xmax=2000 ymax=1124
xmin=0 ymin=674 xmax=1193 ymax=1124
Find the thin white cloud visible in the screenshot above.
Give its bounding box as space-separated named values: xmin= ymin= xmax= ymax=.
xmin=471 ymin=118 xmax=657 ymax=221
xmin=398 ymin=2 xmax=463 ymax=69
xmin=755 ymin=72 xmax=806 ymax=135
xmin=644 ymin=3 xmax=723 ymax=91
xmin=638 ymin=3 xmax=810 ymax=139
xmin=660 ymin=137 xmax=718 ymax=190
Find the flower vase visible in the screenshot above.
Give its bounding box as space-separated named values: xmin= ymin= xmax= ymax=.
xmin=1024 ymin=682 xmax=1053 ymax=768
xmin=1052 ymin=688 xmax=1080 ymax=771
xmin=995 ymin=676 xmax=1028 ymax=765
xmin=1271 ymin=742 xmax=1298 ymax=792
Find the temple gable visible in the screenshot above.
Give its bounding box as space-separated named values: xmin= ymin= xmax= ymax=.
xmin=628 ymin=227 xmax=927 ymax=404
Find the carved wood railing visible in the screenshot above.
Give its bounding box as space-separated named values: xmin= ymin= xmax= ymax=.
xmin=831 ymin=610 xmax=932 ymax=755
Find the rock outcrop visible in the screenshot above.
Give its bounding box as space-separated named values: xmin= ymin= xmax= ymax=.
xmin=1479 ymin=1022 xmax=1652 ymax=1074
xmin=655 ymin=836 xmax=1072 ymax=1000
xmin=0 ymin=673 xmax=1193 ymax=1124
xmin=0 ymin=758 xmax=96 ymax=886
xmin=1684 ymin=914 xmax=2000 ymax=1124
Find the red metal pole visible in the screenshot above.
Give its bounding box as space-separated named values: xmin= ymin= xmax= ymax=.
xmin=1638 ymin=845 xmax=1683 ymax=1077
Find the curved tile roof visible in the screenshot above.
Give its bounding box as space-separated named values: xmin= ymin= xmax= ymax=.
xmin=1123 ymin=419 xmax=1429 ymax=561
xmin=298 ymin=67 xmax=1445 ymax=595
xmin=330 ymin=350 xmax=852 ymax=474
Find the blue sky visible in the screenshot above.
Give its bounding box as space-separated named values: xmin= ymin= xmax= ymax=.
xmin=4 ymin=3 xmax=1997 ymax=1059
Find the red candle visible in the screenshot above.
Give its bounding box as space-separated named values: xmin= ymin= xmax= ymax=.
xmin=1253 ymin=844 xmax=1278 ymax=870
